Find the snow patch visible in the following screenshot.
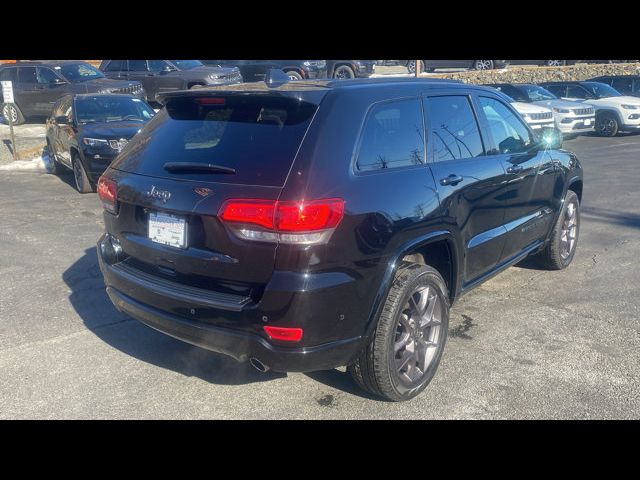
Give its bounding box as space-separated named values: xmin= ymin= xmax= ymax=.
xmin=0 ymin=154 xmax=53 ymax=173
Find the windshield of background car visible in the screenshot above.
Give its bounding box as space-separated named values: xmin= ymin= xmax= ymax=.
xmin=522 ymin=85 xmax=557 ymax=101
xmin=169 ymin=60 xmax=203 ymax=70
xmin=110 ymin=95 xmax=318 ymax=186
xmin=58 ymin=63 xmax=105 ymax=82
xmin=581 ymin=82 xmax=622 ymax=98
xmin=75 ymin=96 xmax=155 ymax=124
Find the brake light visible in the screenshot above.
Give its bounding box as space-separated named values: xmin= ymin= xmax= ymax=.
xmin=263 ymin=326 xmax=303 ymax=342
xmin=219 ymin=198 xmax=345 ymax=245
xmin=195 ymin=97 xmax=225 ymax=105
xmin=97 ymin=176 xmax=118 ymax=214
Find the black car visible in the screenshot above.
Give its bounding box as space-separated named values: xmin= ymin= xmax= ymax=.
xmin=96 ymin=73 xmax=582 ymax=401
xmin=201 ymin=60 xmax=327 ymax=82
xmin=404 ymin=59 xmax=510 ymax=74
xmin=0 ymin=61 xmax=144 ymax=125
xmin=46 ymin=93 xmax=155 ymax=192
xmin=588 ymin=75 xmax=640 ymax=97
xmin=507 ymin=60 xmax=576 ymax=67
xmin=98 ymin=60 xmax=242 ymax=104
xmin=326 ymin=60 xmax=375 ymax=79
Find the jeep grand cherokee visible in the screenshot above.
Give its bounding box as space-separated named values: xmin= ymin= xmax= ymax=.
xmin=97 ymin=75 xmax=583 ymax=401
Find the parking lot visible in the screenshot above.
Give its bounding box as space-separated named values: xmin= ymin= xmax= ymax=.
xmin=0 ymin=127 xmax=638 ymax=419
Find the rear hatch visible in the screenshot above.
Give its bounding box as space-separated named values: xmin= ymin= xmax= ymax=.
xmin=103 ymin=92 xmax=320 ymax=302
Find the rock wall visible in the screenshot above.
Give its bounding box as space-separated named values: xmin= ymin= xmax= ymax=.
xmin=430 ymin=62 xmax=640 ymax=84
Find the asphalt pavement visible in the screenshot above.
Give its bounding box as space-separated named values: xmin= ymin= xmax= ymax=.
xmin=0 ymin=132 xmax=638 ymax=419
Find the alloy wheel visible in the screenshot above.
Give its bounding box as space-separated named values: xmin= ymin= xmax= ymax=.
xmin=596 ymin=117 xmax=616 ymax=136
xmin=394 ymin=285 xmax=443 ymax=388
xmin=474 ymin=60 xmax=493 ymax=70
xmin=72 ymin=159 xmax=83 ymax=191
xmin=560 ymin=200 xmax=578 ymax=260
xmin=546 ymin=60 xmax=563 ymax=66
xmin=2 ymin=104 xmax=18 ymax=124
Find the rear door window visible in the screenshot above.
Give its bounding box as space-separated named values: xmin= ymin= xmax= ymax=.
xmin=110 ymin=95 xmax=318 ymax=186
xmin=0 ymin=67 xmax=18 ymax=82
xmin=356 ymin=98 xmax=425 ymax=171
xmin=128 ymin=60 xmax=148 ymax=72
xmin=18 ymin=67 xmax=38 ymax=84
xmin=424 ymin=95 xmax=484 ymax=162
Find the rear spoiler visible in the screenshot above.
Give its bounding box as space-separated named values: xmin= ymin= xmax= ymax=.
xmin=157 ymin=87 xmax=329 ymax=106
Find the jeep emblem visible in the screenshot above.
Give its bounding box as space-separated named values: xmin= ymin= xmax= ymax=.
xmin=146 ymin=185 xmax=171 ymax=203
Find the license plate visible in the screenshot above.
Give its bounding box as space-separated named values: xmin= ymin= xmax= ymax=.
xmin=148 ymin=211 xmax=187 ymax=249
xmin=583 ymin=119 xmax=591 ymax=126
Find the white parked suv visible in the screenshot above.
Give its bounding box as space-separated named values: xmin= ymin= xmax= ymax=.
xmin=541 ymin=81 xmax=640 ymax=137
xmin=488 ymin=83 xmax=595 ymax=138
xmin=499 ymin=97 xmax=555 ymax=131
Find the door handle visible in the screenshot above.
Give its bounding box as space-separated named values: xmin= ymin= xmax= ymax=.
xmin=507 ymin=165 xmax=524 ymax=174
xmin=440 ymin=174 xmax=463 ymax=186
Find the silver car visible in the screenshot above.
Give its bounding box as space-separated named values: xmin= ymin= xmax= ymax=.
xmin=489 ymin=83 xmax=596 ymax=138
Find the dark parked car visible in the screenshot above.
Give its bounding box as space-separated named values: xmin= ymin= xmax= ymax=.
xmin=507 ymin=60 xmax=576 ymax=67
xmin=201 ymin=60 xmax=327 ymax=82
xmin=46 ymin=93 xmax=155 ymax=192
xmin=588 ymin=75 xmax=640 ymax=97
xmin=0 ymin=61 xmax=144 ymax=125
xmin=403 ymin=59 xmax=509 ymax=74
xmin=98 ymin=60 xmax=242 ymax=104
xmin=326 ymin=60 xmax=375 ymax=79
xmin=96 ymin=74 xmax=582 ymax=401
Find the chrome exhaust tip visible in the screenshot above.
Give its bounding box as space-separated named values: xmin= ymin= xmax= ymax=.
xmin=249 ymin=357 xmax=270 ymax=373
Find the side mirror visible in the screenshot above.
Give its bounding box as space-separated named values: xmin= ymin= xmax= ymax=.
xmin=159 ymin=66 xmax=174 ymax=75
xmin=538 ymin=126 xmax=563 ymax=149
xmin=50 ymin=78 xmax=67 ymax=85
xmin=55 ymin=115 xmax=69 ymax=125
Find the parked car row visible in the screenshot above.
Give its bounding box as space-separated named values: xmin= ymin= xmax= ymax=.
xmin=0 ymin=60 xmax=378 ymax=124
xmin=483 ymin=77 xmax=640 ymax=137
xmin=384 ymin=60 xmax=636 ymax=74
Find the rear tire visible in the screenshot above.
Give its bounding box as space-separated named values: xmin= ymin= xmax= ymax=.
xmin=72 ymin=153 xmax=93 ymax=194
xmin=595 ymin=112 xmax=619 ymax=137
xmin=545 ymin=60 xmax=566 ymax=66
xmin=536 ymin=190 xmax=580 ymax=270
xmin=473 ymin=60 xmax=494 ymax=70
xmin=348 ymin=262 xmax=449 ymax=402
xmin=2 ymin=103 xmax=25 ymax=125
xmin=406 ymin=60 xmax=424 ymax=75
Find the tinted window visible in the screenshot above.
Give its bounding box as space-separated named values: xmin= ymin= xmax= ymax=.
xmin=493 ymin=85 xmax=528 ymax=102
xmin=479 ymin=96 xmax=534 ymax=155
xmin=0 ymin=67 xmax=18 ymax=82
xmin=425 ymin=96 xmax=484 ymax=162
xmin=356 ymin=99 xmax=425 ymax=171
xmin=611 ymin=77 xmax=633 ymax=92
xmin=104 ymin=60 xmax=124 ymax=72
xmin=567 ymin=85 xmax=592 ymax=99
xmin=581 ymin=81 xmax=621 ymax=98
xmin=543 ymin=84 xmax=566 ymax=97
xmin=128 ymin=60 xmax=148 ymax=72
xmin=110 ymin=95 xmax=318 ymax=187
xmin=18 ymin=67 xmax=38 ymax=84
xmin=520 ymin=84 xmax=557 ymax=101
xmin=169 ymin=60 xmax=203 ymax=70
xmin=148 ymin=60 xmax=169 ymax=72
xmin=75 ymin=96 xmax=155 ymax=124
xmin=37 ymin=67 xmax=59 ymax=84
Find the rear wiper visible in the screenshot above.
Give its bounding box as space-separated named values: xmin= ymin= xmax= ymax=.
xmin=163 ymin=162 xmax=236 ymax=174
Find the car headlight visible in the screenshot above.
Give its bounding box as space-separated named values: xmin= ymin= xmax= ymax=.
xmin=553 ymin=108 xmax=571 ymax=113
xmin=621 ymin=104 xmax=639 ymax=110
xmin=303 ymin=60 xmax=326 ymax=68
xmin=83 ymin=137 xmax=109 ymax=147
xmin=520 ymin=112 xmax=529 ymax=118
xmin=209 ymin=73 xmax=220 ymax=80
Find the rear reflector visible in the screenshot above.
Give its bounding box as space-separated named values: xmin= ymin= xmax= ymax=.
xmin=97 ymin=176 xmax=118 ymax=214
xmin=263 ymin=326 xmax=303 ymax=342
xmin=219 ymin=198 xmax=345 ymax=245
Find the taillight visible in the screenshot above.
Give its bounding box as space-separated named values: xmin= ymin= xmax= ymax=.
xmin=263 ymin=326 xmax=303 ymax=342
xmin=97 ymin=176 xmax=118 ymax=214
xmin=219 ymin=198 xmax=345 ymax=245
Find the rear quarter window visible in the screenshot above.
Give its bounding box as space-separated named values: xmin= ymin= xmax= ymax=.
xmin=110 ymin=95 xmax=318 ymax=186
xmin=355 ymin=98 xmax=425 ymax=172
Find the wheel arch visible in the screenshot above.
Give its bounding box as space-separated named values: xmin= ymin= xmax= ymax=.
xmin=596 ymin=108 xmax=623 ymax=125
xmin=362 ymin=230 xmax=460 ymax=341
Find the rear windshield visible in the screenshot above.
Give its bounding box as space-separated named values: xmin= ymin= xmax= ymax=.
xmin=110 ymin=95 xmax=318 ymax=186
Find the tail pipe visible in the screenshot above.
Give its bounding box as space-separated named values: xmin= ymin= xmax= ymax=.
xmin=249 ymin=357 xmax=270 ymax=373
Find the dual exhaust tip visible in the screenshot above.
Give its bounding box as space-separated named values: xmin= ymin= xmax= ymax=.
xmin=249 ymin=357 xmax=270 ymax=373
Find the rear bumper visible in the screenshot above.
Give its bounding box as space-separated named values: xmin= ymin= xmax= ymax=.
xmin=97 ymin=233 xmax=366 ymax=372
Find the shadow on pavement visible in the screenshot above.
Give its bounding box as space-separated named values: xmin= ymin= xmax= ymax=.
xmin=581 ymin=206 xmax=640 ymax=229
xmin=63 ymin=247 xmax=286 ymax=386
